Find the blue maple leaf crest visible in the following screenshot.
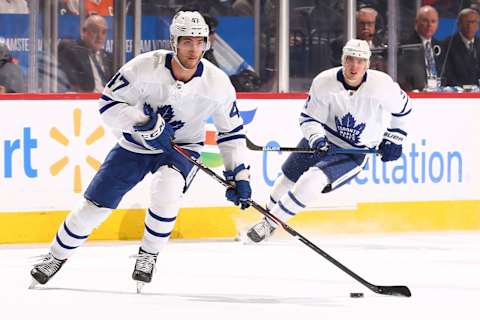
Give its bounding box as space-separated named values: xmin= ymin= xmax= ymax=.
xmin=334 ymin=113 xmax=365 ymax=144
xmin=157 ymin=104 xmax=185 ymax=134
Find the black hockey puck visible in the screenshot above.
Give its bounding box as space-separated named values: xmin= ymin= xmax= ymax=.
xmin=350 ymin=292 xmax=364 ymax=298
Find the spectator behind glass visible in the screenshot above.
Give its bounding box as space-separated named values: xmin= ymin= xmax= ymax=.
xmin=0 ymin=0 xmax=28 ymax=13
xmin=60 ymin=0 xmax=113 ymax=16
xmin=357 ymin=7 xmax=384 ymax=48
xmin=330 ymin=7 xmax=386 ymax=71
xmin=232 ymin=0 xmax=254 ymax=16
xmin=0 ymin=42 xmax=25 ymax=93
xmin=58 ymin=14 xmax=114 ymax=92
xmin=443 ymin=8 xmax=480 ymax=87
xmin=357 ymin=7 xmax=387 ymax=72
xmin=202 ymin=13 xmax=262 ymax=92
xmin=397 ymin=5 xmax=444 ymax=91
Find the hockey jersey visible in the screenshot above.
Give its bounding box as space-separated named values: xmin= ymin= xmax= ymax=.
xmin=300 ymin=67 xmax=412 ymax=149
xmin=98 ymin=50 xmax=247 ymax=171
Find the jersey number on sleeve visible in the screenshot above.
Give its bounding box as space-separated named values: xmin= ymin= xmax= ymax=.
xmin=229 ymin=101 xmax=240 ymax=118
xmin=106 ymin=72 xmax=130 ymax=92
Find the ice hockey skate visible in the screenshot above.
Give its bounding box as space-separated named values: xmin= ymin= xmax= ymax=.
xmin=246 ymin=218 xmax=277 ymax=243
xmin=131 ymin=248 xmax=158 ymax=293
xmin=29 ymin=253 xmax=66 ymax=288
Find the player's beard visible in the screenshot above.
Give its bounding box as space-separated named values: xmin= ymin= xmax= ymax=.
xmin=177 ymin=54 xmax=201 ymax=70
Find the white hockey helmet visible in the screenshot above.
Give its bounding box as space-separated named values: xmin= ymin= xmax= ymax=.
xmin=170 ymin=11 xmax=210 ymax=54
xmin=341 ymin=39 xmax=371 ymax=64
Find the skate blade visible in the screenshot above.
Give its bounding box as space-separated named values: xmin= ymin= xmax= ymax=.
xmin=28 ymin=278 xmax=39 ymax=289
xmin=242 ymin=232 xmax=265 ymax=245
xmin=136 ymin=281 xmax=146 ymax=294
xmin=242 ymin=236 xmax=258 ymax=245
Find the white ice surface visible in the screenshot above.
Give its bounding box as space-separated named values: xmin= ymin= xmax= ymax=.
xmin=2 ymin=232 xmax=479 ymax=320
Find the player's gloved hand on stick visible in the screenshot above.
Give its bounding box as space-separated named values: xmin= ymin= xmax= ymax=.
xmin=309 ymin=134 xmax=336 ymax=155
xmin=223 ymin=164 xmax=251 ymax=210
xmin=378 ymin=129 xmax=406 ymax=162
xmin=134 ymin=104 xmax=174 ymax=151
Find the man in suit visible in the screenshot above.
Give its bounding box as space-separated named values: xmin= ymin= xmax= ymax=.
xmin=443 ymin=8 xmax=480 ymax=87
xmin=356 ymin=7 xmax=387 ymax=72
xmin=330 ymin=7 xmax=386 ymax=71
xmin=0 ymin=42 xmax=25 ymax=93
xmin=398 ymin=5 xmax=444 ymax=91
xmin=58 ymin=14 xmax=114 ymax=92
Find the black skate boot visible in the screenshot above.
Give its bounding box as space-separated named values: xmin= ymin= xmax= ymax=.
xmin=29 ymin=253 xmax=66 ymax=288
xmin=246 ymin=218 xmax=277 ymax=243
xmin=132 ymin=248 xmax=158 ymax=293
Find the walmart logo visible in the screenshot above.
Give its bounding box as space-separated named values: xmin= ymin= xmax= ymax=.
xmin=49 ymin=108 xmax=105 ymax=193
xmin=1 ymin=107 xmax=255 ymax=188
xmin=201 ymin=108 xmax=257 ymax=168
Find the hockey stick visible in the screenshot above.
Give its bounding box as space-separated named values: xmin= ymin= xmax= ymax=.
xmin=172 ymin=144 xmax=411 ymax=298
xmin=246 ymin=137 xmax=379 ymax=154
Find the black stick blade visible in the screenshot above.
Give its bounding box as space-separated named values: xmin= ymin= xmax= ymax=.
xmin=374 ymin=285 xmax=412 ymax=297
xmin=245 ymin=137 xmax=263 ymax=151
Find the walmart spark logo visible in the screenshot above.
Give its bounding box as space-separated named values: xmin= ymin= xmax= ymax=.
xmin=201 ymin=108 xmax=257 ymax=167
xmin=49 ymin=108 xmax=105 ymax=193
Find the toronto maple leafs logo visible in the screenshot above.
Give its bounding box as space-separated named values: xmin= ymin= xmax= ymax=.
xmin=334 ymin=113 xmax=365 ymax=144
xmin=157 ymin=104 xmax=185 ymax=133
xmin=143 ymin=103 xmax=185 ymax=137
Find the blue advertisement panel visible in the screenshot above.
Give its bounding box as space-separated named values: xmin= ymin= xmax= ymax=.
xmin=0 ymin=14 xmax=254 ymax=75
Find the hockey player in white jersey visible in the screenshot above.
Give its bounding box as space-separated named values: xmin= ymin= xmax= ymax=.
xmin=30 ymin=11 xmax=251 ymax=292
xmin=246 ymin=39 xmax=412 ymax=243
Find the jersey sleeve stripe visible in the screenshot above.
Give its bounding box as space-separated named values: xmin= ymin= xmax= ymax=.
xmin=100 ymin=94 xmax=113 ymax=101
xmin=300 ymin=112 xmax=322 ymax=125
xmin=99 ymin=100 xmax=122 ymax=114
xmin=387 ymin=128 xmax=407 ymax=136
xmin=218 ymin=124 xmax=244 ymax=136
xmin=391 ymin=108 xmax=412 ymax=117
xmin=397 ymin=96 xmax=410 ymax=114
xmin=300 ymin=112 xmax=316 ymax=119
xmin=300 ymin=118 xmax=321 ymax=126
xmin=216 ymin=134 xmax=246 ymax=144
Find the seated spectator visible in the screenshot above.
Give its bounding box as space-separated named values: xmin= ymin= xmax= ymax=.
xmin=0 ymin=0 xmax=28 ymax=13
xmin=60 ymin=0 xmax=113 ymax=16
xmin=443 ymin=8 xmax=480 ymax=87
xmin=0 ymin=42 xmax=25 ymax=93
xmin=58 ymin=14 xmax=114 ymax=92
xmin=232 ymin=0 xmax=254 ymax=16
xmin=203 ymin=13 xmax=262 ymax=92
xmin=331 ymin=7 xmax=386 ymax=71
xmin=357 ymin=7 xmax=386 ymax=49
xmin=397 ymin=5 xmax=444 ymax=91
xmin=357 ymin=7 xmax=387 ymax=72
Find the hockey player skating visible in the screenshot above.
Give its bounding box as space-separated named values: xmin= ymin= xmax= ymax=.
xmin=30 ymin=11 xmax=251 ymax=293
xmin=246 ymin=39 xmax=412 ymax=243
